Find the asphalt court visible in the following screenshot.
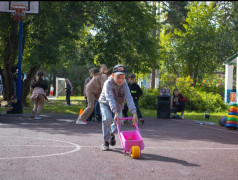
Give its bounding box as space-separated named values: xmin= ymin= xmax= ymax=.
xmin=0 ymin=113 xmax=237 ymax=180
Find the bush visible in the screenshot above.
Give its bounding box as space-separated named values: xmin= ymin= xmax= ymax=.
xmin=139 ymin=87 xmax=159 ymax=110
xmin=139 ymin=76 xmax=228 ymax=112
xmin=176 ymin=76 xmax=228 ymax=112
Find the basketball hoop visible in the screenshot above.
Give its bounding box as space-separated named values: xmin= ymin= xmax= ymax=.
xmin=10 ymin=5 xmax=27 ymax=21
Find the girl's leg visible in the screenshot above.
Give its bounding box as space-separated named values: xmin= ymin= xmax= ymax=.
xmin=36 ymin=94 xmax=45 ymax=116
xmin=180 ymin=102 xmax=186 ymax=116
xmin=33 ymin=98 xmax=38 ymax=113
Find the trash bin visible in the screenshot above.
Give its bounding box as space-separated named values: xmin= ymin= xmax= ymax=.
xmin=157 ymin=95 xmax=171 ymax=119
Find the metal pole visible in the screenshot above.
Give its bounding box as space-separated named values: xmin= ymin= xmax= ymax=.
xmin=17 ymin=20 xmax=23 ymax=111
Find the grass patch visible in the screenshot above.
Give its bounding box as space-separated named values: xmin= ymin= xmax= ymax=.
xmin=0 ymin=97 xmax=228 ymax=125
xmin=55 ymin=96 xmax=85 ymax=100
xmin=183 ymin=111 xmax=227 ymax=124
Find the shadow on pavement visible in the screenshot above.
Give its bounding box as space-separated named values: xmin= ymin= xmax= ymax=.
xmin=0 ymin=114 xmax=238 ymax=146
xmin=140 ymin=153 xmax=200 ymax=167
xmin=111 ymin=148 xmax=199 ymax=167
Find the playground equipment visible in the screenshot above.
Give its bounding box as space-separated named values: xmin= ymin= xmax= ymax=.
xmin=218 ymin=116 xmax=227 ymax=126
xmin=116 ymin=117 xmax=144 ymax=159
xmin=0 ymin=1 xmax=39 ymax=111
xmin=225 ymin=103 xmax=238 ymax=130
xmin=78 ymin=108 xmax=83 ymax=117
xmin=56 ymin=77 xmax=66 ymax=97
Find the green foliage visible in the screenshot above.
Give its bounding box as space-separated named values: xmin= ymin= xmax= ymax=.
xmin=159 ymin=1 xmax=237 ymax=83
xmin=139 ymin=87 xmax=160 ymax=110
xmin=162 ymin=1 xmax=189 ymax=34
xmin=92 ymin=1 xmax=159 ymax=73
xmin=139 ymin=75 xmax=228 ymax=112
xmin=176 ymin=76 xmax=228 ymax=112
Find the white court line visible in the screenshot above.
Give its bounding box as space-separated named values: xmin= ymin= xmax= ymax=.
xmin=79 ymin=146 xmax=238 ymax=150
xmin=0 ymin=145 xmax=75 ymax=148
xmin=2 ymin=145 xmax=238 ymax=150
xmin=172 ymin=119 xmax=238 ymax=135
xmin=145 ymin=147 xmax=238 ymax=150
xmin=0 ymin=136 xmax=81 ymax=160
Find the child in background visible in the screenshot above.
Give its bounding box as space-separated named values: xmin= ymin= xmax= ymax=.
xmin=65 ymin=79 xmax=73 ymax=106
xmin=123 ymin=73 xmax=144 ymax=125
xmin=6 ymin=95 xmax=21 ymax=114
xmin=98 ymin=64 xmax=138 ymax=151
xmin=84 ymin=68 xmax=95 ymax=121
xmin=94 ymin=64 xmax=108 ymax=122
xmin=76 ymin=67 xmax=113 ymax=125
xmin=172 ymin=88 xmax=187 ymax=119
xmin=50 ymin=84 xmax=54 ymax=96
xmin=30 ymin=71 xmax=48 ymax=120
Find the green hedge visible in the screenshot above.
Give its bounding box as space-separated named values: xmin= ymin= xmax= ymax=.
xmin=139 ymin=76 xmax=228 ymax=112
xmin=139 ymin=87 xmax=159 ymax=110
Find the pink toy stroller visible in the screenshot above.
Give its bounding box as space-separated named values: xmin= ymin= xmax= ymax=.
xmin=116 ymin=117 xmax=145 ymax=159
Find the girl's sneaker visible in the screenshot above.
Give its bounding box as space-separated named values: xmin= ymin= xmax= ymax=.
xmin=34 ymin=115 xmax=42 ymax=120
xmin=101 ymin=142 xmax=109 ymax=151
xmin=76 ymin=119 xmax=87 ymax=125
xmin=30 ymin=110 xmax=35 ymax=118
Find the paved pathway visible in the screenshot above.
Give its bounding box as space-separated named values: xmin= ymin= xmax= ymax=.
xmin=0 ymin=114 xmax=237 ymax=180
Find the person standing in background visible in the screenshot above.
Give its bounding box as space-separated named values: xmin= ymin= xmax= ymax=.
xmin=94 ymin=64 xmax=108 ymax=122
xmin=65 ymin=79 xmax=73 ymax=106
xmin=123 ymin=73 xmax=144 ymax=125
xmin=30 ymin=71 xmax=48 ymax=120
xmin=83 ymin=68 xmax=95 ymax=121
xmin=172 ymin=88 xmax=187 ymax=119
xmin=50 ymin=84 xmax=54 ymax=96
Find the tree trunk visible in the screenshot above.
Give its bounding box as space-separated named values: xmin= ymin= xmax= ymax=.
xmin=193 ymin=62 xmax=199 ymax=86
xmin=151 ymin=1 xmax=157 ymax=89
xmin=2 ymin=21 xmax=19 ymax=101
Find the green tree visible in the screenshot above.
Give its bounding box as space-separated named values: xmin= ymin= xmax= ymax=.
xmin=0 ymin=1 xmax=160 ymax=103
xmin=160 ymin=2 xmax=235 ymax=85
xmin=0 ymin=2 xmax=100 ymax=102
xmin=162 ymin=1 xmax=189 ymax=35
xmin=92 ymin=1 xmax=159 ymax=73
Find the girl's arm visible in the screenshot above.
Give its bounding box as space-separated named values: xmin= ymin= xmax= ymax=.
xmin=179 ymin=94 xmax=187 ymax=102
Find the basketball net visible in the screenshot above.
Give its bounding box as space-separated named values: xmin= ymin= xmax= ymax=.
xmin=11 ymin=5 xmax=27 ymax=21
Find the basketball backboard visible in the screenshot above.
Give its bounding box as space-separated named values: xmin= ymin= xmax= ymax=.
xmin=0 ymin=1 xmax=39 ymax=14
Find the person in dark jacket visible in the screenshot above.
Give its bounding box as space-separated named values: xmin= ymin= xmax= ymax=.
xmin=123 ymin=73 xmax=144 ymax=125
xmin=65 ymin=79 xmax=73 ymax=106
xmin=6 ymin=95 xmax=21 ymax=114
xmin=172 ymin=88 xmax=187 ymax=119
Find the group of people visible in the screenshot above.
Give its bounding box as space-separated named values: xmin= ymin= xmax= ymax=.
xmin=6 ymin=63 xmax=186 ymax=151
xmin=76 ymin=64 xmax=145 ymax=151
xmin=76 ymin=64 xmax=145 ymax=126
xmin=22 ymin=64 xmax=144 ymax=151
